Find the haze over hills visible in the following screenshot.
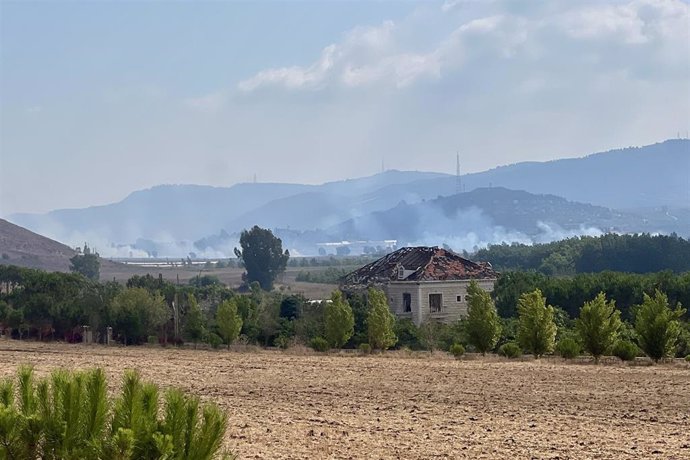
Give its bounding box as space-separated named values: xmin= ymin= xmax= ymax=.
xmin=329 ymin=188 xmax=670 ymax=248
xmin=6 ymin=140 xmax=689 ymax=257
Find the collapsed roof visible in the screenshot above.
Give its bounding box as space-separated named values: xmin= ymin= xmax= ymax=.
xmin=341 ymin=246 xmax=498 ymax=286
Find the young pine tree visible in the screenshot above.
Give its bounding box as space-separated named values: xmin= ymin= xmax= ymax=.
xmin=465 ymin=280 xmax=502 ymax=355
xmin=516 ymin=289 xmax=557 ymax=358
xmin=576 ymin=292 xmax=621 ymax=363
xmin=184 ymin=294 xmax=206 ymax=349
xmin=324 ymin=290 xmax=355 ymax=349
xmin=367 ymin=288 xmax=397 ymax=351
xmin=634 ymin=290 xmax=686 ymax=362
xmin=216 ymin=299 xmax=243 ymax=349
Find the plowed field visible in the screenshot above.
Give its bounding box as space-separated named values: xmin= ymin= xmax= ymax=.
xmin=0 ymin=342 xmax=688 ymax=459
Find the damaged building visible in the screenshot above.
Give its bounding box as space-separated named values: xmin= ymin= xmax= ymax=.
xmin=341 ymin=246 xmax=498 ymax=326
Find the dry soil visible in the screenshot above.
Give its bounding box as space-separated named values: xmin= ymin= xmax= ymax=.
xmin=0 ymin=342 xmax=688 ymax=459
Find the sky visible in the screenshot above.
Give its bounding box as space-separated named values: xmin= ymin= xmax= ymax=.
xmin=1 ymin=0 xmax=689 ymax=216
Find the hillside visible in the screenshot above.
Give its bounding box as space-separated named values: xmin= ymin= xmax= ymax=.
xmin=328 ymin=188 xmax=642 ymax=248
xmin=390 ymin=139 xmax=689 ymax=210
xmin=0 ymin=218 xmax=125 ymax=273
xmin=7 ymin=139 xmax=688 ymax=256
xmin=0 ymin=218 xmax=77 ymax=271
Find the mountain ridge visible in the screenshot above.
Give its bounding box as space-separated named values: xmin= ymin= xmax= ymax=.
xmin=7 ymin=139 xmax=689 ymax=255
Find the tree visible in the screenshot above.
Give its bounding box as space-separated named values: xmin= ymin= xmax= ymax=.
xmin=216 ymin=299 xmax=243 ymax=349
xmin=367 ymin=288 xmax=397 ymax=351
xmin=184 ymin=294 xmax=206 ymax=348
xmin=576 ymin=292 xmax=621 ymax=363
xmin=517 ymin=289 xmax=557 ymax=358
xmin=6 ymin=307 xmax=25 ymax=339
xmin=465 ymin=280 xmax=502 ymax=354
xmin=110 ymin=287 xmax=169 ymax=345
xmin=69 ymin=244 xmax=100 ymax=281
xmin=634 ymin=290 xmax=686 ymax=362
xmin=0 ymin=367 xmax=230 ymax=460
xmin=234 ymin=226 xmax=289 ymax=290
xmin=324 ymin=290 xmax=354 ymax=348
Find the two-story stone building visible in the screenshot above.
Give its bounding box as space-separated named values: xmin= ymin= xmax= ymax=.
xmin=341 ymin=246 xmax=498 ymax=326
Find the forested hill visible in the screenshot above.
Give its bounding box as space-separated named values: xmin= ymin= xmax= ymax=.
xmin=473 ymin=233 xmax=690 ymax=275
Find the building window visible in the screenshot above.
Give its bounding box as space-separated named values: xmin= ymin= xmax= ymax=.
xmin=403 ymin=293 xmax=412 ymax=312
xmin=456 ymin=295 xmax=462 ymax=302
xmin=429 ymin=294 xmax=442 ymax=312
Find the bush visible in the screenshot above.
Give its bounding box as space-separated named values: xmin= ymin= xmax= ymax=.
xmin=309 ymin=337 xmax=330 ymax=352
xmin=358 ymin=343 xmax=372 ymax=354
xmin=612 ymin=340 xmax=639 ymax=361
xmin=449 ymin=343 xmax=465 ymax=358
xmin=274 ymin=334 xmax=290 ymax=349
xmin=555 ymin=337 xmax=581 ymax=359
xmin=0 ymin=366 xmax=230 ymax=459
xmin=498 ymin=342 xmax=522 ymax=359
xmin=208 ymin=332 xmax=223 ymax=349
xmin=685 ymin=354 xmax=690 ymax=362
xmin=147 ymin=335 xmax=158 ymax=345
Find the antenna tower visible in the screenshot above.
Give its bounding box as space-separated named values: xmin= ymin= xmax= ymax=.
xmin=456 ymin=152 xmax=461 ymax=195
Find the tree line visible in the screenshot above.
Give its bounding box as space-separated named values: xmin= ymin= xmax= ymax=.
xmin=473 ymin=233 xmax=690 ymax=275
xmin=492 ymin=270 xmax=690 ymax=320
xmin=1 ymin=264 xmax=688 ymax=362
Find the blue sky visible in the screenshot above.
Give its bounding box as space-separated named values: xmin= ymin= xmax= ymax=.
xmin=1 ymin=0 xmax=688 ymax=215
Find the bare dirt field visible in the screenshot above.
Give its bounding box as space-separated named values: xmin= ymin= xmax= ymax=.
xmin=0 ymin=341 xmax=688 ymax=459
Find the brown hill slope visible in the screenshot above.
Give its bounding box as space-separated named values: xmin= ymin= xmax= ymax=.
xmin=0 ymin=218 xmax=77 ymax=271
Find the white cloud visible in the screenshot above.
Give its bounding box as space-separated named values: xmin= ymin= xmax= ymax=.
xmin=236 ymin=0 xmax=688 ymax=93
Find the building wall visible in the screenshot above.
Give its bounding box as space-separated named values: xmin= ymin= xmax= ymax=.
xmin=384 ymin=279 xmax=496 ymax=326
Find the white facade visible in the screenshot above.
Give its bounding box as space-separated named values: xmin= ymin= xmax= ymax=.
xmin=383 ymin=279 xmax=496 ymax=325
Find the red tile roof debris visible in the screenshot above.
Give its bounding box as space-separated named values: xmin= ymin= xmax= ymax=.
xmin=341 ymin=246 xmax=498 ymax=286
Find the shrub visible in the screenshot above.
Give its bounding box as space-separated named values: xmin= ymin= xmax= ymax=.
xmin=309 ymin=337 xmax=330 ymax=352
xmin=0 ymin=366 xmax=230 ymax=460
xmin=449 ymin=343 xmax=465 ymax=358
xmin=498 ymin=342 xmax=522 ymax=359
xmin=208 ymin=332 xmax=223 ymax=349
xmin=555 ymin=337 xmax=581 ymax=359
xmin=685 ymin=354 xmax=690 ymax=362
xmin=273 ymin=334 xmax=290 ymax=349
xmin=358 ymin=343 xmax=371 ymax=354
xmin=612 ymin=340 xmax=639 ymax=361
xmin=147 ymin=335 xmax=158 ymax=345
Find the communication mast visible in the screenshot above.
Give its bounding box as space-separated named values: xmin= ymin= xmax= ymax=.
xmin=456 ymin=152 xmax=461 ymax=195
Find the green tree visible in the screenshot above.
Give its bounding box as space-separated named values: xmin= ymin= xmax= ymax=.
xmin=0 ymin=366 xmax=230 ymax=460
xmin=216 ymin=299 xmax=243 ymax=349
xmin=517 ymin=289 xmax=557 ymax=358
xmin=110 ymin=287 xmax=169 ymax=345
xmin=576 ymin=292 xmax=621 ymax=363
xmin=69 ymin=244 xmax=100 ymax=281
xmin=465 ymin=280 xmax=502 ymax=354
xmin=324 ymin=290 xmax=354 ymax=348
xmin=367 ymin=288 xmax=397 ymax=351
xmin=634 ymin=290 xmax=686 ymax=362
xmin=184 ymin=294 xmax=206 ymax=348
xmin=234 ymin=226 xmax=289 ymax=290
xmin=6 ymin=307 xmax=25 ymax=339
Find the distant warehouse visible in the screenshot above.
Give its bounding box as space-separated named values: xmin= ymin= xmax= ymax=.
xmin=341 ymin=246 xmax=498 ymax=326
